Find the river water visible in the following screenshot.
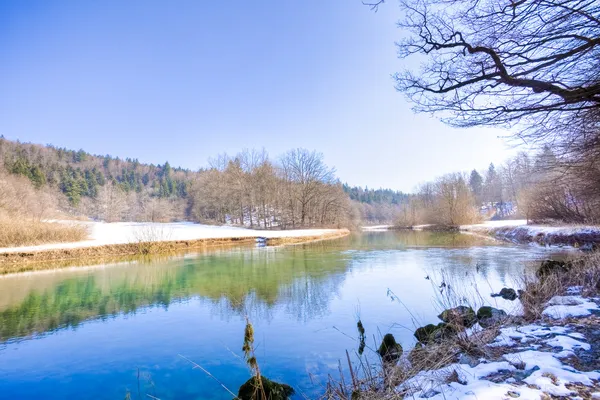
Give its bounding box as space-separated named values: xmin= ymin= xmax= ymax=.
xmin=0 ymin=231 xmax=567 ymax=399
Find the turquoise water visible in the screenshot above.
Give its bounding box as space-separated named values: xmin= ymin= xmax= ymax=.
xmin=0 ymin=231 xmax=565 ymax=399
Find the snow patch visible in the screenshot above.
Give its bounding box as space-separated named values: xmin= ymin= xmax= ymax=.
xmin=0 ymin=221 xmax=344 ymax=253
xmin=400 ymin=321 xmax=599 ymax=399
xmin=543 ymin=296 xmax=599 ymax=319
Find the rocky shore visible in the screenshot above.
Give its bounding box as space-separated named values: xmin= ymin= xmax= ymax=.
xmin=399 ymin=287 xmax=600 ymax=399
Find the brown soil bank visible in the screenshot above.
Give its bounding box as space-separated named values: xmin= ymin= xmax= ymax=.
xmin=0 ymin=230 xmax=350 ymax=274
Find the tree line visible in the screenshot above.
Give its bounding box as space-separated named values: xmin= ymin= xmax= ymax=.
xmin=0 ymin=138 xmax=352 ymax=228
xmin=343 ymin=185 xmax=409 ymax=224
xmin=395 ymin=145 xmax=600 ymax=227
xmin=2 ymin=134 xmax=597 ymax=228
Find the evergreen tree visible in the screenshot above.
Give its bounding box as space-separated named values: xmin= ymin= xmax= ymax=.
xmin=484 ymin=163 xmax=503 ymax=203
xmin=30 ymin=165 xmax=46 ymax=188
xmin=469 ymin=169 xmax=483 ymax=199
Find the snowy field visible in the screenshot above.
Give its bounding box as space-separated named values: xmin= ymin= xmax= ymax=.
xmin=0 ymin=221 xmax=344 ymax=254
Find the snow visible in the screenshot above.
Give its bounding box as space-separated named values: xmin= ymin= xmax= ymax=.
xmin=0 ymin=221 xmax=345 ymax=253
xmin=461 ymin=219 xmax=600 ymax=235
xmin=402 ymin=328 xmax=599 ymax=399
xmin=511 ymin=350 xmax=600 ymax=397
xmin=397 ymin=298 xmax=600 ymax=399
xmin=546 ymin=335 xmax=590 ymax=352
xmin=461 ymin=220 xmax=528 ymax=230
xmin=461 ymin=220 xmax=600 ymax=247
xmin=489 ymin=324 xmax=571 ymax=347
xmin=399 ymin=361 xmax=519 ymax=399
xmin=399 ymin=360 xmax=550 ymax=399
xmin=567 ymin=286 xmax=584 ymax=295
xmin=412 ymin=224 xmax=435 ymax=230
xmin=542 ymin=295 xmax=599 ymax=319
xmin=463 ymin=323 xmax=483 ymax=337
xmin=361 ymin=225 xmax=393 ymax=231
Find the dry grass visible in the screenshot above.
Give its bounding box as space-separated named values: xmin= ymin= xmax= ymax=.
xmin=264 ymin=230 xmax=350 ymax=246
xmin=519 ymin=253 xmax=600 ymax=320
xmin=0 ymin=218 xmax=89 ymax=248
xmin=0 ymin=241 xmax=258 ymax=275
xmin=0 ymin=237 xmax=256 ymax=272
xmin=322 ymin=327 xmax=501 ymax=400
xmin=130 ymin=225 xmax=174 ymax=255
xmin=322 ymin=317 xmax=514 ymax=400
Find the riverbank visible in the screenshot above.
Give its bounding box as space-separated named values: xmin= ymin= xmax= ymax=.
xmin=0 ymin=221 xmax=349 ymax=272
xmin=347 ymin=253 xmax=600 ymax=399
xmin=461 ymin=220 xmax=600 ymax=249
xmin=375 ymin=221 xmax=600 ymax=249
xmin=395 ymin=290 xmax=600 ymax=399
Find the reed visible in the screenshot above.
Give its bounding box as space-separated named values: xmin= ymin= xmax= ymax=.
xmin=0 ymin=218 xmax=88 ymax=248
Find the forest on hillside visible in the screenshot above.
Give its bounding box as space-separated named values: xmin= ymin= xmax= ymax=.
xmin=0 ymin=138 xmax=361 ymax=227
xmin=0 ymin=138 xmax=409 ymax=228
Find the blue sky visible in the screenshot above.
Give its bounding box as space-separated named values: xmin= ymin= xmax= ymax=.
xmin=0 ymin=0 xmax=515 ymax=191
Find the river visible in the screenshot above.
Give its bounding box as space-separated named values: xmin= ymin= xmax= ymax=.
xmin=0 ymin=231 xmax=567 ymax=399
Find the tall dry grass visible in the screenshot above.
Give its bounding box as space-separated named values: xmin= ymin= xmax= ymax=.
xmin=0 ymin=218 xmax=89 ymax=248
xmin=0 ymin=170 xmax=89 ymax=248
xmin=519 ymin=253 xmax=600 ymax=320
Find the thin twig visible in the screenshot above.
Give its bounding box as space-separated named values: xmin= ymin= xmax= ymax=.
xmin=178 ymin=354 xmax=239 ymax=399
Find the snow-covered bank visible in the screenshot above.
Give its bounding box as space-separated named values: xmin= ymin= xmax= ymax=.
xmin=361 ymin=225 xmax=393 ymax=232
xmin=0 ymin=221 xmax=346 ymax=254
xmin=461 ymin=220 xmax=600 ymax=249
xmin=398 ymin=288 xmax=600 ymax=399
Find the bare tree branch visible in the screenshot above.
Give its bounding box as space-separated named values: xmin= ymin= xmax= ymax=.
xmin=383 ymin=0 xmax=600 ymax=138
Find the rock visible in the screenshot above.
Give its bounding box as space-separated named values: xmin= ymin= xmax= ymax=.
xmin=420 ymin=389 xmax=441 ymax=398
xmin=438 ymin=306 xmax=477 ymax=328
xmin=476 ymin=306 xmax=507 ymax=328
xmin=377 ymin=333 xmax=403 ymax=364
xmin=580 ymin=243 xmax=596 ymax=252
xmin=238 ymin=376 xmax=295 ymax=400
xmin=512 ymin=366 xmax=540 ymax=381
xmin=414 ymin=324 xmax=438 ymax=344
xmin=458 ymin=353 xmax=480 ymax=368
xmin=537 ymin=259 xmax=572 ymax=278
xmin=414 ymin=323 xmax=457 ymax=344
xmin=491 ymin=287 xmax=518 ymax=301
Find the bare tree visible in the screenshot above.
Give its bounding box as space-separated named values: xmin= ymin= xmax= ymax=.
xmin=280 ymin=149 xmax=336 ymax=227
xmin=189 ymin=168 xmax=229 ymax=223
xmin=387 ymin=0 xmax=600 ymax=142
xmin=433 ymin=173 xmax=479 ymax=225
xmin=95 ymin=182 xmax=127 ymax=222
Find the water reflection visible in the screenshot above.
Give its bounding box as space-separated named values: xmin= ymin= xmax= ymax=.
xmin=0 ymin=232 xmax=563 ymax=344
xmin=0 ymin=245 xmax=352 ymax=342
xmin=0 ymin=232 xmax=569 ymax=400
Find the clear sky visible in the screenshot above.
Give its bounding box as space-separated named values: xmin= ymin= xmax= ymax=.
xmin=0 ymin=0 xmax=516 ymax=192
